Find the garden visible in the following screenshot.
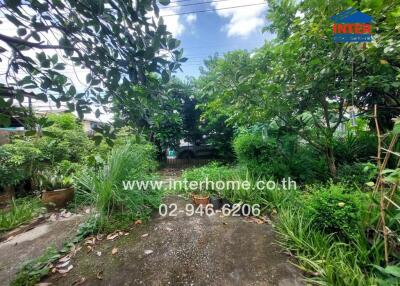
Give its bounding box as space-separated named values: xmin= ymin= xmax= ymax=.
xmin=0 ymin=0 xmax=400 ymax=285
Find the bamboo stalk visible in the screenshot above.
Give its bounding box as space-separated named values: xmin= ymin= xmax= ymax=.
xmin=374 ymin=104 xmax=382 ymax=169
xmin=380 ymin=188 xmax=389 ymax=265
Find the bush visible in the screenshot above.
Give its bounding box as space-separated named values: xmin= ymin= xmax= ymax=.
xmin=0 ymin=140 xmax=42 ymax=188
xmin=182 ymin=162 xmax=237 ymax=182
xmin=0 ymin=197 xmax=43 ymax=233
xmin=337 ymin=162 xmax=375 ymax=186
xmin=34 ymin=126 xmax=94 ymax=164
xmin=304 ymin=184 xmax=366 ymax=240
xmin=233 ymin=132 xmax=290 ymax=177
xmin=75 ymin=142 xmax=160 ymax=231
xmin=333 ymin=122 xmax=377 ymax=166
xmin=233 ymin=132 xmax=328 ymax=183
xmin=47 ymin=113 xmax=81 ymax=130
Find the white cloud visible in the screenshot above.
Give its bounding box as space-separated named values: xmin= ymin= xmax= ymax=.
xmin=212 ymin=0 xmax=267 ymax=38
xmin=159 ymin=6 xmax=185 ymax=37
xmin=185 ymin=14 xmax=197 ymax=25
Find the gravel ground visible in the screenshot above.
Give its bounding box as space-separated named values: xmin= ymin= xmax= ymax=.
xmin=44 ymin=197 xmax=303 ymax=286
xmin=0 ymin=214 xmax=85 ymax=286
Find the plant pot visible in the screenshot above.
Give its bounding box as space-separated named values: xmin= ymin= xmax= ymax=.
xmin=192 ymin=194 xmax=209 ymax=206
xmin=0 ymin=186 xmax=15 ymax=207
xmin=41 ymin=187 xmax=74 ymax=209
xmin=209 ymin=196 xmax=223 ymax=209
xmin=0 ymin=192 xmax=13 ymax=206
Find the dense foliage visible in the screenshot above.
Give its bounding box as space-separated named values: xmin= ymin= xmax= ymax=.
xmin=0 ymin=0 xmax=185 ymax=127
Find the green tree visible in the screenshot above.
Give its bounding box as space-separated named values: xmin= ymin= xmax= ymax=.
xmin=0 ymin=0 xmax=186 ymax=126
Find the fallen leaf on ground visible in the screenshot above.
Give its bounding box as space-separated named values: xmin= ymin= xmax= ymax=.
xmin=96 ymin=270 xmax=104 ymax=280
xmin=244 ymin=217 xmax=265 ymax=224
xmin=72 ymin=277 xmax=86 ymax=285
xmin=84 ymin=237 xmax=96 ymax=245
xmin=141 ymin=233 xmax=149 ymax=238
xmin=58 ymin=255 xmax=71 ymax=263
xmin=56 ymin=260 xmax=70 ymax=269
xmin=57 ymin=265 xmax=73 ymax=274
xmin=134 ymin=220 xmax=142 ymax=225
xmin=106 ymin=232 xmax=119 ymax=240
xmin=111 ymin=247 xmax=118 ymax=255
xmin=144 ymin=250 xmax=153 ymax=255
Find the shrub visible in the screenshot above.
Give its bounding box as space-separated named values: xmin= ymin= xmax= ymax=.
xmin=34 ymin=126 xmax=94 ymax=164
xmin=276 ymin=208 xmax=378 ymax=285
xmin=233 ymin=132 xmax=328 ymax=182
xmin=0 ymin=197 xmax=43 ymax=233
xmin=333 ymin=124 xmax=377 ymax=166
xmin=304 ymin=184 xmax=366 ymax=240
xmin=233 ymin=132 xmax=290 ymax=178
xmin=337 ymin=162 xmax=375 ymax=187
xmin=0 ymin=140 xmax=42 ymax=188
xmin=75 ymin=142 xmax=160 ymax=231
xmin=47 ymin=113 xmax=81 ymax=130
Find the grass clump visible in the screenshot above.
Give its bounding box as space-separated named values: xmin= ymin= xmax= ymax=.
xmin=0 ymin=197 xmax=43 ymax=234
xmin=75 ymin=142 xmax=161 ymax=233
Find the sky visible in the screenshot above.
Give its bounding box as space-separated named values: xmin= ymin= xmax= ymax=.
xmin=0 ymin=0 xmax=273 ymax=122
xmin=159 ymin=0 xmax=274 ymax=78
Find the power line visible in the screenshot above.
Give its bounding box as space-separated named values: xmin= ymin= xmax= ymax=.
xmin=161 ymin=2 xmax=267 ymax=17
xmin=161 ymin=0 xmax=236 ymax=9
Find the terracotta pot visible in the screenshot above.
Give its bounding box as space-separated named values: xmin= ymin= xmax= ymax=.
xmin=0 ymin=192 xmax=13 ymax=206
xmin=192 ymin=194 xmax=209 ymax=206
xmin=41 ymin=187 xmax=74 ymax=209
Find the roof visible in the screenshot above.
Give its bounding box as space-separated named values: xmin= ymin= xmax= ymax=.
xmin=331 ymin=8 xmax=373 ymax=23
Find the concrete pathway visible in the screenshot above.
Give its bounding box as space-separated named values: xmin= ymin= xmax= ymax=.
xmin=44 ymin=197 xmax=303 ymax=286
xmin=0 ymin=214 xmax=84 ymax=285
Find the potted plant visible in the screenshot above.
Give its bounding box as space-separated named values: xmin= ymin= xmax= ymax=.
xmin=37 ymin=169 xmax=74 ymax=209
xmin=192 ymin=190 xmax=209 ymax=206
xmin=209 ymin=191 xmax=223 ymax=209
xmin=0 ymin=186 xmax=15 ymax=207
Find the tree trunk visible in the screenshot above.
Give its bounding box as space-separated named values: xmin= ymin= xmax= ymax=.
xmin=325 ymin=147 xmax=337 ymax=177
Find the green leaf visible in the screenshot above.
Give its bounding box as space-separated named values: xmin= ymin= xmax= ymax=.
xmin=93 ymin=135 xmax=103 ymax=145
xmin=36 ymin=52 xmax=46 ymax=63
xmin=162 ymin=69 xmax=170 ymax=83
xmin=17 ymin=28 xmax=27 ymax=36
xmin=393 ymin=121 xmax=400 ymax=135
xmin=0 ymin=114 xmax=11 ymax=127
xmin=51 ymin=54 xmax=58 ymax=64
xmin=159 ymin=0 xmax=170 ymax=6
xmin=25 ymin=130 xmax=37 ymax=136
xmin=384 ymin=266 xmax=400 ymax=278
xmin=53 ymin=63 xmax=65 ymax=70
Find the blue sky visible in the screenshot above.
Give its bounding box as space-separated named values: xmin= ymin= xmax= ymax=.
xmin=159 ymin=0 xmax=274 ymax=78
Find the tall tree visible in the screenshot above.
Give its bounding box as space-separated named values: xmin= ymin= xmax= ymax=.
xmin=0 ymin=0 xmax=186 ymax=126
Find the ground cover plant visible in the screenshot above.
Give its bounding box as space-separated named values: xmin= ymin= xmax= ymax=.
xmin=0 ymin=197 xmax=43 ymax=234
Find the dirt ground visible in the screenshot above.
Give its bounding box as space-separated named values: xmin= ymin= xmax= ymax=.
xmin=44 ymin=197 xmax=303 ymax=286
xmin=0 ymin=214 xmax=85 ymax=285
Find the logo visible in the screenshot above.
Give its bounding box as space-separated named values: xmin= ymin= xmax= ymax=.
xmin=331 ymin=8 xmax=373 ymax=42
